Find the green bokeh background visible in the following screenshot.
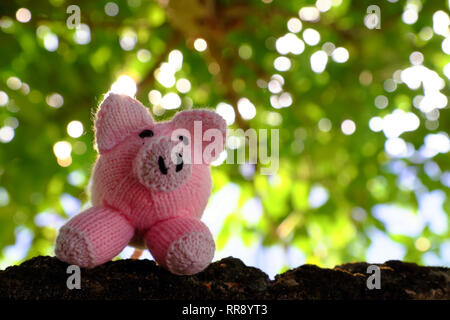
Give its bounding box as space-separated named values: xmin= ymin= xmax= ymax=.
xmin=0 ymin=0 xmax=449 ymax=273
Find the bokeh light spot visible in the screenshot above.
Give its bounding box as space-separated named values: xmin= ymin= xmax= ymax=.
xmin=237 ymin=98 xmax=256 ymax=120
xmin=16 ymin=8 xmax=31 ymax=23
xmin=67 ymin=121 xmax=84 ymax=138
xmin=194 ymin=38 xmax=207 ymax=52
xmin=287 ymin=18 xmax=302 ymax=33
xmin=110 ymin=75 xmax=137 ymax=96
xmin=53 ymin=141 xmax=72 ymax=159
xmin=105 ymin=2 xmax=119 ymax=16
xmin=161 ymin=92 xmax=181 ymax=110
xmin=216 ymin=102 xmax=235 ymax=125
xmin=46 ymin=93 xmax=64 ymax=108
xmin=341 ymin=119 xmax=356 ymax=135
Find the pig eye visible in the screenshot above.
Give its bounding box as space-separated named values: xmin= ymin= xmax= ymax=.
xmin=178 ymin=135 xmax=189 ymax=145
xmin=139 ymin=130 xmax=154 ymax=138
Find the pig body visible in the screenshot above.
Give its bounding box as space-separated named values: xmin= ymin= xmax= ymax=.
xmin=90 ymin=127 xmax=213 ymax=230
xmin=55 ymin=93 xmax=226 ymax=275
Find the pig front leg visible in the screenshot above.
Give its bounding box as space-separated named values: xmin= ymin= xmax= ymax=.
xmin=145 ymin=217 xmax=215 ymax=275
xmin=55 ymin=206 xmax=134 ymax=268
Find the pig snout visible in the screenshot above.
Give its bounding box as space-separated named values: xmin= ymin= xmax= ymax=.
xmin=134 ymin=135 xmax=192 ymax=192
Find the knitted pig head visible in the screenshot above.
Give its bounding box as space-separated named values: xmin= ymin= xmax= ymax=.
xmin=55 ymin=93 xmax=226 ymax=275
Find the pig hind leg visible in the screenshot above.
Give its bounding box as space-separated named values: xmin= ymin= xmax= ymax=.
xmin=55 ymin=206 xmax=134 ymax=268
xmin=145 ymin=217 xmax=215 ymax=275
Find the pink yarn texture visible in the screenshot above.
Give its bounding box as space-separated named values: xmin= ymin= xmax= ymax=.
xmin=55 ymin=93 xmax=226 ymax=275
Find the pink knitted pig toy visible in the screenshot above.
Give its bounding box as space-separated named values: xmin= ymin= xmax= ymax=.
xmin=55 ymin=93 xmax=226 ymax=275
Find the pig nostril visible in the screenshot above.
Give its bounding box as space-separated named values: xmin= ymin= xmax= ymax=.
xmin=175 ymin=153 xmax=183 ymax=172
xmin=158 ymin=156 xmax=168 ymax=175
xmin=176 ymin=161 xmax=183 ymax=172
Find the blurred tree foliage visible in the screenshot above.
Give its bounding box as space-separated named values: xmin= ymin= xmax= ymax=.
xmin=0 ymin=0 xmax=449 ymax=269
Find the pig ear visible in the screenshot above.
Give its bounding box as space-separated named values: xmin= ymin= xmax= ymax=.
xmin=95 ymin=93 xmax=154 ymax=153
xmin=172 ymin=109 xmax=227 ymax=139
xmin=171 ymin=109 xmax=227 ymax=163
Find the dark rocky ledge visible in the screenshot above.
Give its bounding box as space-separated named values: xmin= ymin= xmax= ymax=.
xmin=0 ymin=256 xmax=449 ymax=300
